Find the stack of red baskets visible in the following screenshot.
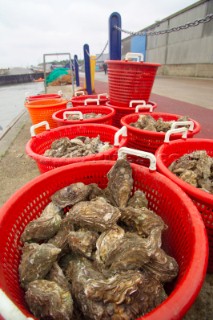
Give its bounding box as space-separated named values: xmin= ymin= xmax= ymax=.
xmin=106 ymin=52 xmax=160 ymax=127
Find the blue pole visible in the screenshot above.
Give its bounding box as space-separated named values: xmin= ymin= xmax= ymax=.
xmin=74 ymin=54 xmax=80 ymax=87
xmin=109 ymin=12 xmax=121 ymax=60
xmin=83 ymin=44 xmax=92 ymax=94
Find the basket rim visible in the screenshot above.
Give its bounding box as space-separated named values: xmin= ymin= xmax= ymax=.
xmin=0 ymin=160 xmax=208 ymax=320
xmin=25 ymin=123 xmax=127 ymax=165
xmin=155 ymin=138 xmax=213 ymax=204
xmin=25 ymin=98 xmax=67 ymax=109
xmin=71 ymin=94 xmax=108 ymax=103
xmin=52 ymin=106 xmax=115 ymax=125
xmin=120 ymin=112 xmax=201 ymax=137
xmin=106 ymin=60 xmax=161 ymax=67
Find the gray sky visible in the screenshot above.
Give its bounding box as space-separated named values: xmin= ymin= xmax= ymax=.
xmin=0 ymin=0 xmax=198 ymax=68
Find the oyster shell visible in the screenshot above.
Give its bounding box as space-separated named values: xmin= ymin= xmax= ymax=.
xmin=48 ymin=218 xmax=74 ymax=253
xmin=51 ymin=182 xmax=91 ymax=208
xmin=65 ymin=197 xmax=121 ymax=232
xmin=67 ymin=112 xmax=103 ymax=120
xmin=120 ymin=206 xmax=167 ymax=236
xmin=67 ymin=257 xmax=167 ymax=319
xmin=19 ymin=243 xmax=61 ymax=288
xmin=25 ymin=279 xmax=73 ymax=320
xmin=96 ymin=229 xmax=162 ymax=273
xmin=46 ymin=262 xmax=70 ymax=291
xmin=143 ymin=248 xmax=179 ymax=283
xmin=88 ymin=183 xmax=105 ymax=200
xmin=130 ymin=114 xmax=190 ymax=133
xmin=95 ymin=226 xmax=125 ymax=267
xmin=67 ymin=229 xmax=99 ymax=258
xmin=43 ymin=135 xmax=112 ymax=159
xmin=21 ymin=202 xmax=62 ymax=242
xmin=169 ymin=150 xmax=213 ymax=194
xmin=127 ymin=190 xmax=148 ymax=208
xmin=106 ymin=159 xmax=133 ymax=208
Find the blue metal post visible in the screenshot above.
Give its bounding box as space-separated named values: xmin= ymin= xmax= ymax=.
xmin=74 ymin=54 xmax=80 ymax=87
xmin=109 ymin=12 xmax=121 ymax=60
xmin=83 ymin=44 xmax=92 ymax=94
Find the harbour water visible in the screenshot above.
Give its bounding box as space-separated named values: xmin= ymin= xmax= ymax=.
xmin=0 ymin=82 xmax=44 ymax=132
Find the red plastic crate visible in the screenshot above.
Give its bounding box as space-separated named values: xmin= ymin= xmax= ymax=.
xmin=0 ymin=160 xmax=208 ymax=320
xmin=26 ymin=123 xmax=127 ymax=173
xmin=155 ymin=138 xmax=213 ymax=272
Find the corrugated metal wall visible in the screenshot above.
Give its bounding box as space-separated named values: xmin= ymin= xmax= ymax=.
xmin=122 ymin=0 xmax=213 ymax=77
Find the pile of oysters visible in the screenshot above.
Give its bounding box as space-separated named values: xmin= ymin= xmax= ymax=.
xmin=43 ymin=135 xmax=112 ymax=158
xmin=130 ymin=115 xmax=189 ymax=132
xmin=67 ymin=112 xmax=104 ymax=120
xmin=169 ymin=150 xmax=213 ymax=194
xmin=19 ymin=159 xmax=179 ymax=320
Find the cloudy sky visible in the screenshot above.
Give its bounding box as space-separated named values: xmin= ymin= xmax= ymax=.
xmin=0 ymin=0 xmax=198 ymax=68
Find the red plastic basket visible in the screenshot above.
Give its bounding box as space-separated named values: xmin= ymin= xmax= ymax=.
xmin=155 ymin=138 xmax=213 ymax=272
xmin=106 ymin=57 xmax=160 ymax=107
xmin=71 ymin=93 xmax=108 ymax=107
xmin=52 ymin=105 xmax=115 ymax=127
xmin=106 ymin=101 xmax=157 ymax=128
xmin=25 ymin=123 xmax=127 ymax=173
xmin=120 ymin=112 xmax=201 ymax=166
xmin=25 ymin=98 xmax=69 ymax=134
xmin=0 ymin=159 xmax=208 ymax=320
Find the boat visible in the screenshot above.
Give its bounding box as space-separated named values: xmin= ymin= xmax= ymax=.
xmin=33 ymin=77 xmax=44 ymax=82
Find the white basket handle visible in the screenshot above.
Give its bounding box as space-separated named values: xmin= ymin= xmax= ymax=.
xmin=30 ymin=121 xmax=50 ymax=137
xmin=0 ymin=289 xmax=34 ymax=320
xmin=164 ymin=127 xmax=188 ymax=143
xmin=57 ymin=90 xmax=63 ymax=96
xmin=135 ymin=104 xmax=154 ymax=113
xmin=114 ymin=126 xmax=127 ymax=146
xmin=129 ymin=100 xmax=146 ymax=108
xmin=98 ymin=93 xmax=108 ymax=99
xmin=171 ymin=120 xmax=194 ymax=132
xmin=125 ymin=52 xmax=144 ymax=62
xmin=84 ymin=98 xmax=100 ymax=105
xmin=66 ymin=101 xmax=72 ymax=108
xmin=118 ymin=147 xmax=156 ymax=171
xmin=63 ymin=111 xmax=83 ymax=120
xmin=74 ymin=91 xmax=85 ymax=96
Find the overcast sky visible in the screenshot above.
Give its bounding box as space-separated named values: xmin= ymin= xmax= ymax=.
xmin=0 ymin=0 xmax=199 ymax=68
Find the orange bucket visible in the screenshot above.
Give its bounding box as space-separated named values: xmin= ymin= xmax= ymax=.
xmin=25 ymin=98 xmax=68 ymax=134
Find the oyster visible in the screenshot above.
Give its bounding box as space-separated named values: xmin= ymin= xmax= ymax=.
xmin=25 ymin=279 xmax=73 ymax=320
xmin=67 ymin=229 xmax=99 ymax=258
xmin=21 ymin=202 xmax=62 ymax=242
xmin=51 ymin=182 xmax=91 ymax=208
xmin=65 ymin=197 xmax=121 ymax=232
xmin=96 ymin=229 xmax=162 ymax=273
xmin=67 ymin=257 xmax=167 ymax=319
xmin=127 ymin=190 xmax=148 ymax=208
xmin=88 ymin=183 xmax=105 ymax=200
xmin=48 ymin=218 xmax=74 ymax=253
xmin=19 ymin=243 xmax=61 ymax=288
xmin=143 ymin=248 xmax=179 ymax=283
xmin=95 ymin=226 xmax=125 ymax=267
xmin=106 ymin=159 xmax=133 ymax=208
xmin=47 ymin=262 xmax=70 ymax=291
xmin=120 ymin=206 xmax=167 ymax=236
